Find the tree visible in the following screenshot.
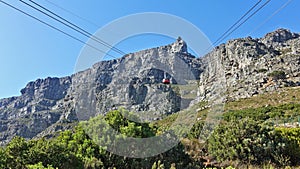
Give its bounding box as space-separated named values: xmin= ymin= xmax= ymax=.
xmin=0 ymin=147 xmax=7 ymax=169
xmin=5 ymin=136 xmax=30 ymax=169
xmin=208 ymin=117 xmax=285 ymax=164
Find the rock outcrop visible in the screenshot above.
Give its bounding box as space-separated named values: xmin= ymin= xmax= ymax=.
xmin=0 ymin=29 xmax=300 ymax=145
xmin=199 ymin=28 xmax=300 ymax=102
xmin=0 ymin=37 xmax=202 ymax=145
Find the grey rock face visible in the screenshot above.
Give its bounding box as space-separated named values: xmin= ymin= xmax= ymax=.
xmin=0 ymin=76 xmax=72 ymax=145
xmin=72 ymin=38 xmax=201 ymax=122
xmin=20 ymin=77 xmax=71 ymax=101
xmin=198 ymin=28 xmax=300 ymax=102
xmin=261 ymin=28 xmax=299 ymax=45
xmin=0 ymin=37 xmax=201 ymax=144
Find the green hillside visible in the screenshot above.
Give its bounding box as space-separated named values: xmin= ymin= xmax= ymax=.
xmin=1 ymin=87 xmax=300 ymax=168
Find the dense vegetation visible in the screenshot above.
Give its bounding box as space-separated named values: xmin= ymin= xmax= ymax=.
xmin=0 ymin=110 xmax=194 ymax=169
xmin=1 ymin=92 xmax=300 ymax=168
xmin=208 ymin=104 xmax=300 ymax=167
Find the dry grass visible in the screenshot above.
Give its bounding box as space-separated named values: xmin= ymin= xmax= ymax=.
xmin=226 ymin=86 xmax=300 ymax=111
xmin=155 ymin=86 xmax=300 ymax=128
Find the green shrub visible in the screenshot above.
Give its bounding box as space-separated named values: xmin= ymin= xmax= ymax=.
xmin=258 ymin=68 xmax=268 ymax=73
xmin=208 ymin=117 xmax=285 ymax=164
xmin=268 ymin=70 xmax=286 ymax=80
xmin=275 ymin=128 xmax=300 ymax=165
xmin=27 ymin=162 xmax=55 ymax=169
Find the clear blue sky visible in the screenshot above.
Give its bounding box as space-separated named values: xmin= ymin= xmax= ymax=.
xmin=0 ymin=0 xmax=299 ymax=99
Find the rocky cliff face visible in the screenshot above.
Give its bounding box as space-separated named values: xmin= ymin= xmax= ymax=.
xmin=71 ymin=37 xmax=202 ymax=120
xmin=0 ymin=29 xmax=300 ymax=145
xmin=0 ymin=77 xmax=73 ymax=145
xmin=0 ymin=38 xmax=202 ymax=145
xmin=199 ymin=28 xmax=300 ymax=102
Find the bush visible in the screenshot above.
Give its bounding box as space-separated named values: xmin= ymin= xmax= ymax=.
xmin=258 ymin=68 xmax=268 ymax=73
xmin=208 ymin=117 xmax=285 ymax=164
xmin=207 ymin=103 xmax=300 ymax=167
xmin=275 ymin=128 xmax=300 ymax=165
xmin=27 ymin=162 xmax=55 ymax=169
xmin=268 ymin=70 xmax=286 ymax=80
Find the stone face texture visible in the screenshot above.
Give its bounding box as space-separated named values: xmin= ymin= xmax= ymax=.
xmin=199 ymin=29 xmax=300 ymax=102
xmin=0 ymin=37 xmax=201 ymax=144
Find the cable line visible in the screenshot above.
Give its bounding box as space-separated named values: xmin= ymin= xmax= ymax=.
xmin=248 ymin=0 xmax=293 ymax=36
xmin=201 ymin=0 xmax=272 ymax=69
xmin=29 ymin=0 xmax=126 ymax=55
xmin=43 ymin=0 xmax=100 ymax=28
xmin=211 ymin=0 xmax=263 ymax=48
xmin=0 ymin=0 xmax=117 ymax=59
xmin=207 ymin=0 xmax=271 ymax=54
xmin=20 ymin=0 xmax=126 ymax=57
xmin=215 ymin=0 xmax=271 ymax=46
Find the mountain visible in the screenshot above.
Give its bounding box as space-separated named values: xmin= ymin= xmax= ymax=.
xmin=0 ymin=38 xmax=202 ymax=145
xmin=0 ymin=28 xmax=300 ymax=145
xmin=199 ymin=28 xmax=300 ymax=102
